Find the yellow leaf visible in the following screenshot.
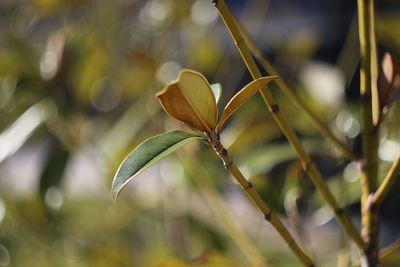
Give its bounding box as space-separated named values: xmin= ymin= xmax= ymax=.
xmin=156 ymin=69 xmax=218 ymax=133
xmin=216 ymin=76 xmax=278 ymax=133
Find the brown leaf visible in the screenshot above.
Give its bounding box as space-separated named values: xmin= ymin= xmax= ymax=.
xmin=156 ymin=69 xmax=218 ymax=133
xmin=378 ymin=52 xmax=400 ymax=115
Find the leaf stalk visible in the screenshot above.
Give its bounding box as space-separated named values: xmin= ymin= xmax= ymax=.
xmin=373 ymin=154 xmax=400 ymax=206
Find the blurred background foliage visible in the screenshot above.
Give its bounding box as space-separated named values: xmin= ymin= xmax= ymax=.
xmin=0 ymin=0 xmax=399 ymax=266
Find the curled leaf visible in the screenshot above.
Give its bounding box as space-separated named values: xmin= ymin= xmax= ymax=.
xmin=112 ymin=130 xmax=204 ymax=202
xmin=216 ymin=76 xmax=278 ymax=133
xmin=156 ymin=70 xmax=218 ymax=133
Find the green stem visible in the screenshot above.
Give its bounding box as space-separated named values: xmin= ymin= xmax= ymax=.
xmin=350 ymin=240 xmax=400 ymax=267
xmin=373 ymin=154 xmax=400 ymax=206
xmin=357 ymin=0 xmax=380 ymax=266
xmin=235 ymin=21 xmax=357 ymax=161
xmin=207 ymin=132 xmax=314 ymax=267
xmin=212 ymin=0 xmax=367 ymax=251
xmin=379 ymin=240 xmax=400 ymax=261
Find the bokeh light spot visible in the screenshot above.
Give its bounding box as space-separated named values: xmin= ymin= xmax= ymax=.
xmin=343 ymin=162 xmax=360 ymax=183
xmin=379 ymin=139 xmax=400 ymax=162
xmin=299 ymin=61 xmax=345 ymax=109
xmin=139 ymin=0 xmax=173 ymax=29
xmin=45 ymin=186 xmax=64 ymax=210
xmin=336 ymin=111 xmax=360 ymax=139
xmin=156 ymin=61 xmax=181 ymax=84
xmin=90 ymin=77 xmax=121 ymax=112
xmin=191 ymin=0 xmax=219 ymax=26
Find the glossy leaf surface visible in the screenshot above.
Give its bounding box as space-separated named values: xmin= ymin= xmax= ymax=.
xmin=216 ymin=76 xmax=277 ymax=133
xmin=156 ymin=70 xmax=218 ymax=133
xmin=112 ymin=130 xmax=204 ymax=202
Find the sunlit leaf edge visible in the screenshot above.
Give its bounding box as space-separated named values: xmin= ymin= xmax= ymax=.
xmin=216 ymin=76 xmax=278 ymax=133
xmin=156 ymin=69 xmax=218 ymax=133
xmin=112 ymin=130 xmax=204 ymax=202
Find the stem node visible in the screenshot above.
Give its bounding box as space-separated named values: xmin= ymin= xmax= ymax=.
xmin=269 ymin=104 xmax=280 ymax=113
xmin=208 ymin=132 xmax=314 ymax=266
xmin=263 ymin=212 xmax=271 ymax=221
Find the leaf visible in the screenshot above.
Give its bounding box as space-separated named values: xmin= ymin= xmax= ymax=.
xmin=378 ymin=52 xmax=400 ymax=115
xmin=156 ymin=69 xmax=218 ymax=133
xmin=211 ymin=83 xmax=222 ymax=103
xmin=216 ymin=76 xmax=277 ymax=133
xmin=111 ymin=130 xmax=204 ymax=202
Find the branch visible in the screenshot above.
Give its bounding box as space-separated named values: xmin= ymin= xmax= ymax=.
xmin=373 ymin=154 xmax=400 ymax=206
xmin=235 ymin=20 xmax=357 ymax=161
xmin=212 ymin=0 xmax=367 ymax=251
xmin=379 ymin=240 xmax=400 ymax=262
xmin=207 ymin=131 xmax=314 ymax=267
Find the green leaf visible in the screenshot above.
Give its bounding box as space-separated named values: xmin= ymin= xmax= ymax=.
xmin=216 ymin=76 xmax=277 ymax=133
xmin=211 ymin=83 xmax=222 ymax=103
xmin=156 ymin=69 xmax=218 ymax=133
xmin=111 ymin=130 xmax=204 ymax=202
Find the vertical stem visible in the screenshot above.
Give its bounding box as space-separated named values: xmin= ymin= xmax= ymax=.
xmin=208 ymin=132 xmax=314 ymax=267
xmin=357 ymin=0 xmax=379 ymax=266
xmin=212 ymin=0 xmax=367 ymax=251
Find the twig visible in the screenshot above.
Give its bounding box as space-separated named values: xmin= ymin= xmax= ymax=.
xmin=235 ymin=20 xmax=357 ymax=161
xmin=373 ymin=154 xmax=400 ymax=206
xmin=379 ymin=240 xmax=400 ymax=261
xmin=212 ymin=0 xmax=367 ymax=251
xmin=207 ymin=131 xmax=315 ymax=267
